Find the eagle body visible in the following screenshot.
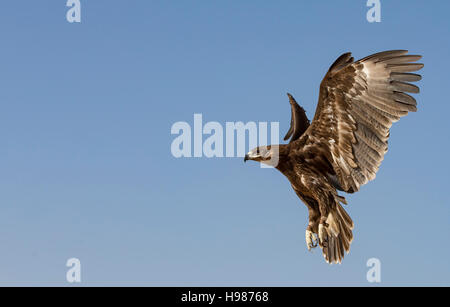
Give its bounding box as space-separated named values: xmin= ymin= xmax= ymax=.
xmin=275 ymin=141 xmax=353 ymax=263
xmin=244 ymin=50 xmax=423 ymax=264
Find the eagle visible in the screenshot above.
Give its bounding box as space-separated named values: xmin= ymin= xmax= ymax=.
xmin=244 ymin=50 xmax=423 ymax=264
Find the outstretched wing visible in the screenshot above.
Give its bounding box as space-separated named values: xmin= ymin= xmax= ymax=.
xmin=302 ymin=50 xmax=423 ymax=193
xmin=283 ymin=93 xmax=310 ymax=143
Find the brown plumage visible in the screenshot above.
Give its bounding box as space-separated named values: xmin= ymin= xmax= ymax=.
xmin=244 ymin=50 xmax=423 ymax=264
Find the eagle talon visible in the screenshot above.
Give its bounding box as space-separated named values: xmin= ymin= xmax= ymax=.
xmin=305 ymin=229 xmax=318 ymax=251
xmin=318 ymin=223 xmax=327 ymax=245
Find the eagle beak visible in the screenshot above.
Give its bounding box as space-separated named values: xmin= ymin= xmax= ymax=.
xmin=244 ymin=154 xmax=249 ymax=162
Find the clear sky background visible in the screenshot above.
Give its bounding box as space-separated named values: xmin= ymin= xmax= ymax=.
xmin=0 ymin=1 xmax=449 ymax=286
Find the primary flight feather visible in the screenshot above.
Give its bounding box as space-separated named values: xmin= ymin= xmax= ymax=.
xmin=244 ymin=50 xmax=423 ymax=264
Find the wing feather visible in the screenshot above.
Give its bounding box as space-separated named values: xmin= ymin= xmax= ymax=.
xmin=283 ymin=93 xmax=310 ymax=143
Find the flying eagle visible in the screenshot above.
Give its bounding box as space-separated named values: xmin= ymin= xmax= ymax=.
xmin=244 ymin=50 xmax=423 ymax=264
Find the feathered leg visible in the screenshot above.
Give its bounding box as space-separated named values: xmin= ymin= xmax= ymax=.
xmin=294 ymin=191 xmax=320 ymax=251
xmin=317 ymin=196 xmax=331 ymax=247
xmin=305 ymin=208 xmax=320 ymax=251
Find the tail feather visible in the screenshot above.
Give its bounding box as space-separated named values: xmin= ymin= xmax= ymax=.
xmin=319 ymin=204 xmax=354 ymax=264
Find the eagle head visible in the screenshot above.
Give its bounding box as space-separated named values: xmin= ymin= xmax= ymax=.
xmin=244 ymin=145 xmax=277 ymax=164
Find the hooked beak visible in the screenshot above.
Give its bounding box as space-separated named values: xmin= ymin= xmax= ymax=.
xmin=244 ymin=154 xmax=249 ymax=162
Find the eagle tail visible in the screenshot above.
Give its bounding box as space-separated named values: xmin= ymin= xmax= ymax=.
xmin=319 ymin=203 xmax=354 ymax=264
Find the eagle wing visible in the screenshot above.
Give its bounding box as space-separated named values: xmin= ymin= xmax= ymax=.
xmin=300 ymin=50 xmax=423 ymax=193
xmin=284 ymin=93 xmax=310 ymax=143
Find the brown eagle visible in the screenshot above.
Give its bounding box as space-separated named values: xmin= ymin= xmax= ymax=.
xmin=244 ymin=50 xmax=423 ymax=264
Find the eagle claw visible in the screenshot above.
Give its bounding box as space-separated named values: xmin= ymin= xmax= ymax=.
xmin=318 ymin=223 xmax=327 ymax=246
xmin=305 ymin=229 xmax=318 ymax=251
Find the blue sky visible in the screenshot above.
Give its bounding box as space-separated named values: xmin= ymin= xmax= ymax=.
xmin=0 ymin=1 xmax=449 ymax=286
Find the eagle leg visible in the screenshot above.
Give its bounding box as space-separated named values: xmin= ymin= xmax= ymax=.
xmin=317 ymin=205 xmax=331 ymax=245
xmin=305 ymin=228 xmax=318 ymax=251
xmin=318 ymin=223 xmax=328 ymax=247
